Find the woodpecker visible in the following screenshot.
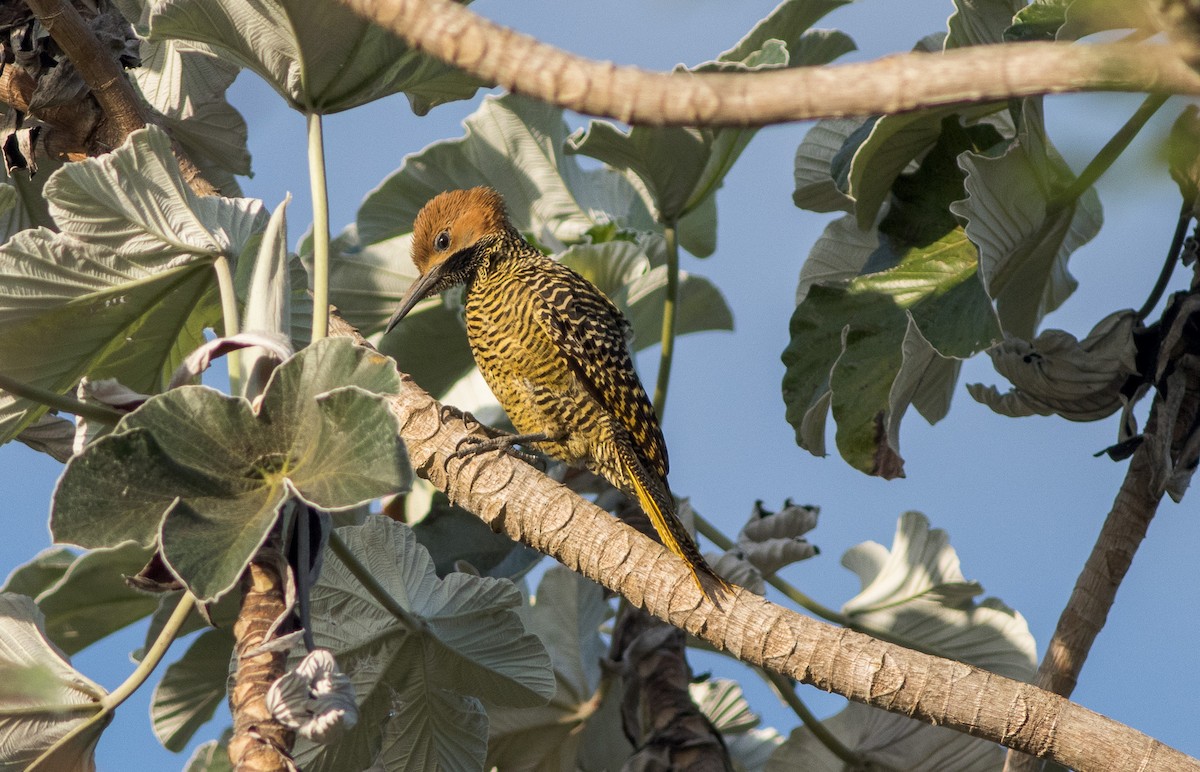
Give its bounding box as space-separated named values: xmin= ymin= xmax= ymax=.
xmin=386 ymin=187 xmax=730 ymax=599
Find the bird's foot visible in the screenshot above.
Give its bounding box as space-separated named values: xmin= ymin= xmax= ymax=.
xmin=438 ymin=404 xmax=504 ymax=438
xmin=445 ymin=432 xmax=552 ymax=470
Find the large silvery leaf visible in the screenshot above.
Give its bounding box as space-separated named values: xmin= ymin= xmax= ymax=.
xmin=568 ymin=0 xmax=854 ymax=254
xmin=356 ymin=94 xmax=657 ymax=249
xmin=768 ymin=512 xmax=1035 ymax=771
xmin=843 ymin=103 xmax=1003 ymax=230
xmin=793 ymin=118 xmax=862 ymax=214
xmin=51 ymin=338 xmax=409 ymax=601
xmin=843 ymin=512 xmax=1036 ymax=678
xmin=0 ymin=594 xmax=109 ymax=772
xmin=116 ymin=0 xmax=249 ymax=189
xmin=782 ymin=125 xmax=1000 ymax=476
xmin=147 ymin=0 xmax=482 ymax=114
xmin=487 ymin=568 xmax=614 ymax=771
xmin=947 ymin=0 xmax=1026 ymax=48
xmin=968 ymin=309 xmax=1138 ymax=421
xmin=690 ymin=679 xmax=783 ymax=772
xmin=295 ymin=518 xmax=554 ymax=772
xmin=0 ymin=126 xmax=268 ymax=445
xmin=950 ymin=99 xmax=1102 ymax=338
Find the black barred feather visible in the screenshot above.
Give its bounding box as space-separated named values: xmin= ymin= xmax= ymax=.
xmin=401 ymin=187 xmax=730 ymax=599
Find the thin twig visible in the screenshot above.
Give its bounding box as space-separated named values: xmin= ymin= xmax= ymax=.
xmin=1137 ymin=201 xmax=1192 ymax=322
xmin=1054 ymin=93 xmax=1169 ymax=208
xmin=762 ymin=669 xmax=867 ymax=769
xmin=0 ymin=371 xmax=122 ymax=424
xmin=28 ymin=593 xmax=196 ymax=771
xmin=651 ymin=223 xmax=680 ymax=416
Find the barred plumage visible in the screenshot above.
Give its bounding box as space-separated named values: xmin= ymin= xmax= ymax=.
xmin=386 ymin=187 xmax=730 ymax=599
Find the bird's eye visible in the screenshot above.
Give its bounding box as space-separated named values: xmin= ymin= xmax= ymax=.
xmin=434 ymin=231 xmax=451 ymax=251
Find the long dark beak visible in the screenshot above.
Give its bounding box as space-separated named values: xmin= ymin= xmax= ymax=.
xmin=384 ymin=266 xmax=445 ymax=335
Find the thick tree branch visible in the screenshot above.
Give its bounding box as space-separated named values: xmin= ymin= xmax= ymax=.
xmin=25 ymin=0 xmax=146 ymax=150
xmin=228 ymin=536 xmax=295 ymax=771
xmin=20 ymin=0 xmax=219 ymax=194
xmin=338 ymin=0 xmax=1200 ymax=128
xmin=328 ymin=312 xmax=1199 ymax=772
xmin=1005 ymin=278 xmax=1200 ymax=772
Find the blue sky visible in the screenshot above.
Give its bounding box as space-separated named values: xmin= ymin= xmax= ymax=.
xmin=2 ymin=0 xmax=1196 ymax=767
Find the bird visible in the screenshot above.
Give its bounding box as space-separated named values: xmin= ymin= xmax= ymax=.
xmin=385 ymin=186 xmax=731 ymax=600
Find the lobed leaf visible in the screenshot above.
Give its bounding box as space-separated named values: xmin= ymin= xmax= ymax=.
xmin=51 ymin=339 xmax=409 ymax=600
xmin=0 ymin=127 xmax=267 ymax=446
xmin=356 ymin=94 xmax=656 ymax=248
xmin=148 ymin=0 xmax=483 ymax=115
xmin=0 ymin=594 xmax=109 ymax=772
xmin=296 ymin=518 xmax=554 ymax=772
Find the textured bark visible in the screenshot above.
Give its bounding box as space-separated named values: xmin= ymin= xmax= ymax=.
xmin=25 ymin=0 xmax=147 ymax=149
xmin=338 ymin=0 xmax=1200 ymax=128
xmin=228 ymin=538 xmax=296 ymax=772
xmin=328 ymin=311 xmax=1200 ymax=772
xmin=1005 ymin=285 xmax=1200 ymax=772
xmin=612 ymin=603 xmax=731 ymax=771
xmin=16 ymin=0 xmax=218 ymax=192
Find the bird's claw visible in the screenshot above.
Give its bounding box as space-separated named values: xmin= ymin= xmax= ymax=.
xmin=443 ymin=433 xmax=545 ymax=470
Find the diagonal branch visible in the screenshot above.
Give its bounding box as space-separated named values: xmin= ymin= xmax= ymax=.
xmin=1005 ymin=278 xmax=1200 ymax=772
xmin=328 ymin=311 xmax=1199 ymax=772
xmin=338 ymin=0 xmax=1200 ymax=128
xmin=21 ymin=0 xmax=218 ymax=194
xmin=25 ymin=0 xmax=147 ymax=149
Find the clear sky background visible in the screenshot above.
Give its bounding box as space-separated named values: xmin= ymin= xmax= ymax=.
xmin=2 ymin=0 xmax=1197 ymax=768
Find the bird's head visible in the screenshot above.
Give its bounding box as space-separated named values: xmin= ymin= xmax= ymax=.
xmin=385 ymin=187 xmax=510 ymax=334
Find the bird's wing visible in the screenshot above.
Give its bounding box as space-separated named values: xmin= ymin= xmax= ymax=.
xmin=524 ymin=259 xmax=670 ymax=477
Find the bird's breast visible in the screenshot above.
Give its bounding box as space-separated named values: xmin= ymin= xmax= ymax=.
xmin=464 ymin=273 xmax=597 ymax=466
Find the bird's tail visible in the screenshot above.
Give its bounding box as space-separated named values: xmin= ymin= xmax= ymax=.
xmin=617 ymin=449 xmax=732 ymax=600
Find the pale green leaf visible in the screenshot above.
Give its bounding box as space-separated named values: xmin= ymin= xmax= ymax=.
xmin=151 ymin=629 xmax=234 ymax=751
xmin=356 ymin=94 xmax=656 ymax=248
xmin=488 ymin=568 xmax=612 ymax=772
xmin=769 ymin=705 xmax=1002 ymax=772
xmin=296 ymin=517 xmax=553 ymax=772
xmin=241 ymin=196 xmax=293 ymax=396
xmin=0 ymin=126 xmax=267 ymax=445
xmin=412 ymin=498 xmax=540 ymax=579
xmin=0 ymin=594 xmax=108 ymax=772
xmin=950 ymin=100 xmax=1102 ymax=338
xmin=148 ymin=0 xmax=482 ymax=114
xmin=30 ymin=544 xmax=158 ymax=655
xmin=785 ymin=121 xmax=1001 ymax=475
xmin=123 ymin=0 xmax=251 ymax=184
xmin=45 ymin=126 xmax=262 ymax=256
xmin=968 ymin=309 xmax=1138 ymax=421
xmin=843 ymin=512 xmax=1037 ymax=679
xmin=793 ymin=119 xmax=862 ymax=214
xmin=769 ymin=511 xmax=1034 ymax=771
xmin=947 ymin=0 xmax=1026 ymax=48
xmin=716 ymin=0 xmax=850 ymax=62
xmin=182 ymin=728 xmax=233 ymax=772
xmin=847 ymin=103 xmax=1004 ymax=230
xmin=51 ymin=339 xmax=409 ymax=600
xmin=1 ymin=549 xmax=76 ymax=600
xmin=0 ymin=164 xmax=56 ymax=244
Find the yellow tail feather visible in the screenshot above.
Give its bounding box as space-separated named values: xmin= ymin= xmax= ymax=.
xmin=618 ymin=453 xmax=732 ymax=599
